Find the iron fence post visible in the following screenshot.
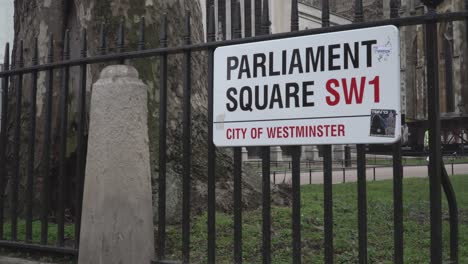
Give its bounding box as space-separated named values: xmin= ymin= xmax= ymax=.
xmin=75 ymin=29 xmax=88 ymax=249
xmin=232 ymin=4 xmax=243 ymax=263
xmin=182 ymin=12 xmax=192 ymax=264
xmin=41 ymin=35 xmax=54 ymax=245
xmin=11 ymin=41 xmax=24 ymax=242
xmin=425 ymin=8 xmax=443 ymax=264
xmin=157 ymin=15 xmax=168 ymax=260
xmin=25 ymin=39 xmax=38 ymax=243
xmin=207 ymin=5 xmax=217 ymax=264
xmin=0 ymin=43 xmax=9 ymax=240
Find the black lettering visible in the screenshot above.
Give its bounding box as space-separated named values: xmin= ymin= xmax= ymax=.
xmin=344 ymin=42 xmax=359 ymax=69
xmin=253 ymin=53 xmax=267 ymax=78
xmin=289 ymin=48 xmax=304 ymax=74
xmin=305 ymin=46 xmax=325 ymax=72
xmin=361 ymin=40 xmax=377 ymax=67
xmin=285 ymin=82 xmax=300 ymax=108
xmin=226 ymin=87 xmax=238 ymax=111
xmin=255 ymin=85 xmax=268 ymax=110
xmin=282 ymin=50 xmax=288 ymax=75
xmin=269 ymin=84 xmax=284 ymax=109
xmin=269 ymin=52 xmax=281 ymax=76
xmin=227 ymin=56 xmax=239 ymax=81
xmin=238 ymin=55 xmax=251 ymax=79
xmin=328 ymin=44 xmax=341 ymax=71
xmin=239 ymin=86 xmax=253 ymax=111
xmin=302 ymin=81 xmax=315 ymax=107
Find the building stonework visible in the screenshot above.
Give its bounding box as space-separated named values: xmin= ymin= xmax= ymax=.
xmin=297 ymin=0 xmax=467 ymax=120
xmin=308 ymin=0 xmax=467 ymax=146
xmin=329 ymin=0 xmax=467 ymax=119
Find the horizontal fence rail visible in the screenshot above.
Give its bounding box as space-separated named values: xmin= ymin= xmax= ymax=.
xmin=0 ymin=0 xmax=463 ymax=263
xmin=2 ymin=12 xmax=468 ymax=77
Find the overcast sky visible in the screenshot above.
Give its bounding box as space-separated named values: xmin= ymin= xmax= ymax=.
xmin=0 ymin=0 xmax=14 ymax=63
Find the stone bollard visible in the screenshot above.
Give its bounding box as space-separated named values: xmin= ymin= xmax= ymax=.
xmin=241 ymin=147 xmax=249 ymax=161
xmin=304 ymin=146 xmax=320 ymax=161
xmin=78 ymin=65 xmax=155 ymax=264
xmin=270 ymin=146 xmax=283 ymax=162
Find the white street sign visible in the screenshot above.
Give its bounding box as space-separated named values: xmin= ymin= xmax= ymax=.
xmin=213 ymin=25 xmax=401 ymax=147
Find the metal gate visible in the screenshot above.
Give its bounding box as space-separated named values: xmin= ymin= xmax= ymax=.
xmin=0 ymin=0 xmax=464 ymax=263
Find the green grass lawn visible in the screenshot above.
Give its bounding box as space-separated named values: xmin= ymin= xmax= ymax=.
xmin=252 ymin=157 xmax=468 ymax=171
xmin=163 ymin=175 xmax=468 ymax=263
xmin=1 ymin=221 xmax=75 ymax=245
xmin=0 ymin=176 xmax=466 ymax=263
xmin=0 ymin=221 xmax=75 ymax=263
xmin=367 ymin=157 xmax=468 ymax=167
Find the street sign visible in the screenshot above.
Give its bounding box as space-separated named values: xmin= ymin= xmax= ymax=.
xmin=213 ymin=25 xmax=401 ymax=147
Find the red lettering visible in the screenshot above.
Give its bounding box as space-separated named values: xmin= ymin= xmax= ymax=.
xmin=338 ymin=124 xmax=345 ymax=136
xmin=309 ymin=126 xmax=316 ymax=137
xmin=331 ymin=125 xmax=337 ymax=137
xmin=226 ymin=128 xmax=247 ymax=140
xmin=342 ymin=77 xmax=366 ymax=104
xmin=326 ymin=79 xmax=340 ymax=106
xmin=277 ymin=127 xmax=283 ymax=138
xmin=369 ymin=75 xmax=380 ymax=103
xmin=296 ymin=126 xmax=304 ymax=137
xmin=267 ymin=127 xmax=276 ymax=138
xmin=323 ymin=125 xmax=330 ymax=136
xmin=317 ymin=125 xmax=323 ymax=137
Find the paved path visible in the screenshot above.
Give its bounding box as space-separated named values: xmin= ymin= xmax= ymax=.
xmin=0 ymin=256 xmax=55 ymax=264
xmin=270 ymin=163 xmax=468 ymax=185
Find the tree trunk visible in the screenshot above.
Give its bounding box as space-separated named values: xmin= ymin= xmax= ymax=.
xmin=10 ymin=0 xmax=288 ymax=224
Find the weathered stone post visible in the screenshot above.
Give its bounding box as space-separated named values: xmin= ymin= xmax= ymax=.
xmin=241 ymin=147 xmax=249 ymax=161
xmin=78 ymin=65 xmax=155 ymax=264
xmin=304 ymin=146 xmax=320 ymax=161
xmin=270 ymin=146 xmax=283 ymax=161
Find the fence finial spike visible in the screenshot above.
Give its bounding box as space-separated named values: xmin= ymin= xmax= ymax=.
xmin=32 ymin=38 xmax=38 ymax=65
xmin=244 ymin=0 xmax=252 ymax=37
xmin=354 ymin=0 xmax=363 ymax=22
xmin=18 ymin=40 xmax=24 ymax=68
xmin=184 ymin=11 xmax=191 ymax=45
xmin=291 ymin=0 xmax=299 ymax=31
xmin=3 ymin=42 xmax=9 ymax=70
xmin=233 ymin=1 xmax=242 ymax=39
xmin=261 ymin=0 xmax=270 ymax=35
xmin=99 ymin=22 xmax=106 ymax=55
xmin=63 ymin=29 xmax=70 ymax=60
xmin=322 ymin=0 xmax=330 ymax=27
xmin=160 ymin=14 xmax=167 ymax=47
xmin=47 ymin=34 xmax=54 ymax=63
xmin=208 ymin=5 xmax=216 ymax=42
xmin=117 ymin=17 xmax=125 ymax=53
xmin=138 ymin=16 xmax=146 ymax=50
xmin=81 ymin=29 xmax=88 ymax=57
xmin=390 ymin=0 xmax=399 ymax=18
